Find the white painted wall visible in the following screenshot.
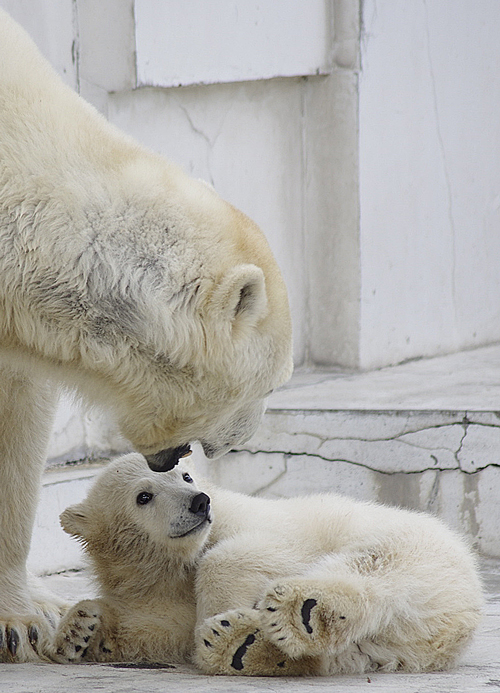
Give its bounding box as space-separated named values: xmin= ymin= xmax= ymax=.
xmin=358 ymin=0 xmax=500 ymax=369
xmin=134 ymin=0 xmax=332 ymax=87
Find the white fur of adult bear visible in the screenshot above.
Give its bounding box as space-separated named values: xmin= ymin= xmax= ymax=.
xmin=54 ymin=454 xmax=483 ymax=676
xmin=0 ymin=9 xmax=292 ymax=662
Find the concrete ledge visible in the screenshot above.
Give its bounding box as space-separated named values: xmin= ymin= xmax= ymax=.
xmin=213 ymin=345 xmax=500 ymax=557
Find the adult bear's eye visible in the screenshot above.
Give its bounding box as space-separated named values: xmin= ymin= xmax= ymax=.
xmin=183 ymin=473 xmax=193 ymax=483
xmin=136 ymin=491 xmax=154 ymax=505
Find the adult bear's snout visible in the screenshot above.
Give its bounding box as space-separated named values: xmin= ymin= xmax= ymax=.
xmin=189 ymin=492 xmax=211 ymax=517
xmin=145 ymin=444 xmax=192 ymax=472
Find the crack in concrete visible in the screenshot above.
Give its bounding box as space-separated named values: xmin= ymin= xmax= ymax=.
xmin=270 ymin=423 xmax=458 ymax=445
xmin=265 ymin=413 xmax=500 ymax=447
xmin=177 ymin=103 xmax=217 ymax=187
xmin=252 ymin=456 xmax=290 ymax=496
xmin=426 ymin=471 xmax=440 ymax=513
xmin=236 ymin=447 xmax=500 ymax=477
xmin=422 ymin=0 xmax=458 ymax=328
xmin=455 ymin=415 xmax=470 ymax=471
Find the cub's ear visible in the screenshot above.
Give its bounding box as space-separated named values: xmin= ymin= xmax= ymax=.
xmin=60 ymin=503 xmax=90 ymax=538
xmin=210 ymin=264 xmax=268 ymax=329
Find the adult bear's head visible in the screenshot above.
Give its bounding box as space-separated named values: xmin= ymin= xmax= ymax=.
xmin=102 ymin=170 xmax=293 ymax=466
xmin=0 ymin=7 xmax=292 ymax=470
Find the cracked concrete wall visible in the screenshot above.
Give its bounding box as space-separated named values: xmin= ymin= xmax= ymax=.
xmin=200 ymin=409 xmax=500 ymax=556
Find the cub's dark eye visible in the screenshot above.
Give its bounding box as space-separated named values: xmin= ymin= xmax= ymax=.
xmin=136 ymin=491 xmax=154 ymax=505
xmin=183 ymin=473 xmax=193 ymax=483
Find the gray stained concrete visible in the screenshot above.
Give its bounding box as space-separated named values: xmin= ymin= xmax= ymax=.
xmin=0 ymin=557 xmax=498 ymax=693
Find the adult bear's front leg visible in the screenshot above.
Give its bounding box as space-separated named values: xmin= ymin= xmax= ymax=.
xmin=0 ymin=367 xmax=63 ymax=661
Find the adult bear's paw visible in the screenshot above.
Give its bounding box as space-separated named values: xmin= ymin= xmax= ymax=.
xmin=0 ymin=614 xmax=55 ymax=662
xmin=260 ymin=578 xmax=367 ymax=658
xmin=195 ymin=609 xmax=318 ymax=676
xmin=51 ymin=600 xmax=104 ymax=663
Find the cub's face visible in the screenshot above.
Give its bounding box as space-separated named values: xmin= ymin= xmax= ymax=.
xmin=126 ymin=460 xmax=212 ymax=546
xmin=60 ymin=454 xmax=213 ymax=562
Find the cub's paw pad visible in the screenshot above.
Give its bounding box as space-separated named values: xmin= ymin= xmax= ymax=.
xmin=53 ymin=602 xmax=101 ymax=663
xmin=301 ymin=598 xmax=318 ymax=634
xmin=261 ymin=581 xmax=353 ymax=658
xmin=196 ymin=610 xmax=260 ymax=674
xmin=196 ymin=610 xmax=315 ymax=676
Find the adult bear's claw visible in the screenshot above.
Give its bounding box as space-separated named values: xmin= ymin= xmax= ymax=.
xmin=28 ymin=625 xmax=39 ymax=650
xmin=7 ymin=626 xmax=19 ymax=656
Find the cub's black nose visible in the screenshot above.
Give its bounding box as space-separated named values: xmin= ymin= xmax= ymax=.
xmin=189 ymin=492 xmax=210 ymax=517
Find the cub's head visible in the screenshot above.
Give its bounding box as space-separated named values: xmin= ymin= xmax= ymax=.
xmin=60 ymin=453 xmax=212 ymax=572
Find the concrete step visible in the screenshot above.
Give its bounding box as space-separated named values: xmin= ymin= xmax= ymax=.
xmin=30 ymin=344 xmax=500 ymax=576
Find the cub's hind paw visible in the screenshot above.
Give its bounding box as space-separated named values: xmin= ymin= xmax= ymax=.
xmin=260 ymin=579 xmax=366 ymax=658
xmin=52 ymin=600 xmax=102 ymax=663
xmin=195 ymin=609 xmax=318 ymax=676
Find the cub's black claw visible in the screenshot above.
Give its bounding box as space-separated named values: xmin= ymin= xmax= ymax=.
xmin=301 ymin=599 xmax=318 ymax=634
xmin=7 ymin=627 xmax=19 ymax=656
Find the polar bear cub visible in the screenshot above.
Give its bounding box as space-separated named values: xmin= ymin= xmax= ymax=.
xmin=54 ymin=453 xmax=483 ymax=675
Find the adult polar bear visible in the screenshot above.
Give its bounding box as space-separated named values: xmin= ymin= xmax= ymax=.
xmin=0 ymin=9 xmax=292 ymax=661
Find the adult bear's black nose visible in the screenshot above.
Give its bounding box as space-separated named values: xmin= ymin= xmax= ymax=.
xmin=189 ymin=492 xmax=210 ymax=517
xmin=145 ymin=444 xmax=192 ymax=472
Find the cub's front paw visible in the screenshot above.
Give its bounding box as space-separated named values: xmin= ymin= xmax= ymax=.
xmin=260 ymin=579 xmax=367 ymax=658
xmin=52 ymin=600 xmax=103 ymax=663
xmin=195 ymin=609 xmax=319 ymax=676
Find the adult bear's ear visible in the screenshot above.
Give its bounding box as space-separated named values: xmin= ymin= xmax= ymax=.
xmin=210 ymin=264 xmax=268 ymax=329
xmin=60 ymin=503 xmax=90 ymax=538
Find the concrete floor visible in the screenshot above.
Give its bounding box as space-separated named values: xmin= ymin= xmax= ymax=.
xmin=1 ymin=557 xmax=499 ymax=693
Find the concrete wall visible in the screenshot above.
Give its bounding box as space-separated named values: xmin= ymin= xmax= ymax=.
xmin=358 ymin=0 xmax=500 ymax=369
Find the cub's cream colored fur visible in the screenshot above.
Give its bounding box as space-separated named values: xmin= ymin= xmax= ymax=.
xmin=54 ymin=454 xmax=483 ymax=676
xmin=0 ymin=9 xmax=292 ymax=661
